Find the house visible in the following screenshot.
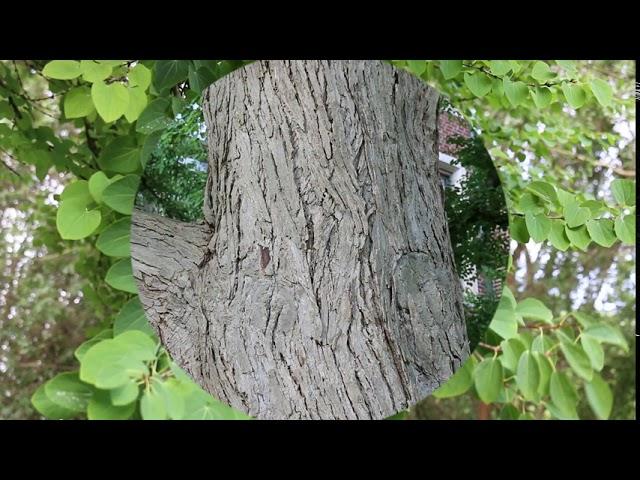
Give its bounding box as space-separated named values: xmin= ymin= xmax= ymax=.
xmin=437 ymin=109 xmax=471 ymax=188
xmin=436 ymin=110 xmax=503 ymax=299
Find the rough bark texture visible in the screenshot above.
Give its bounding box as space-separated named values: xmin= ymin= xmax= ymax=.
xmin=131 ymin=60 xmax=470 ymax=420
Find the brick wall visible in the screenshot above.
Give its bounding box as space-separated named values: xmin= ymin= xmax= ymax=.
xmin=438 ymin=111 xmax=471 ymax=156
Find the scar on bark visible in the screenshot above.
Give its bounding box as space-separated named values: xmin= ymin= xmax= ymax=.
xmin=259 ymin=245 xmax=271 ymax=271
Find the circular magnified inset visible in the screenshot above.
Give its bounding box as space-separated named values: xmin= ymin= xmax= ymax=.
xmin=131 ymin=60 xmax=508 ymax=419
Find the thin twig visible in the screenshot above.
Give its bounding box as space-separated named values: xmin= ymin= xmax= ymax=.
xmin=0 ymin=147 xmax=23 ymax=177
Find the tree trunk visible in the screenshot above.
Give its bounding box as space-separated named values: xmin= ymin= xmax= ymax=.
xmin=131 ymin=60 xmax=470 ymax=419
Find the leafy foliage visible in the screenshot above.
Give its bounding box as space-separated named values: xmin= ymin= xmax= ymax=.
xmin=442 ymin=134 xmax=509 ymax=349
xmin=136 ymin=102 xmax=208 ymax=222
xmin=395 ymin=60 xmax=635 ymax=420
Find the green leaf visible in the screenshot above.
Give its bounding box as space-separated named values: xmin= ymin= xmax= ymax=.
xmin=87 ymin=389 xmax=136 ymax=420
xmin=97 ymin=137 xmax=141 ymax=174
xmin=510 ymin=215 xmax=530 ymax=243
xmin=500 ymin=286 xmax=517 ymax=310
xmin=516 ymin=351 xmax=540 ymax=401
xmin=489 ymin=306 xmax=519 ymax=340
xmin=585 ymin=373 xmax=613 ymax=420
xmin=531 ymin=333 xmax=554 ymax=354
xmin=439 ymin=60 xmax=463 ymax=79
xmin=581 ymin=335 xmax=604 ymax=371
xmin=499 ymin=338 xmax=526 ymax=372
xmin=74 ymin=329 xmax=112 ymax=362
xmin=499 ymin=405 xmax=520 ymax=420
xmin=432 ymin=357 xmax=475 ymax=398
xmin=42 ymin=60 xmax=82 ymax=80
xmin=169 ymin=363 xmax=193 ymax=384
xmin=96 ymin=217 xmax=131 ymax=257
xmin=80 ymin=60 xmax=113 ymax=83
xmin=105 ymin=258 xmax=137 ymax=294
xmin=407 ymin=60 xmax=426 ymax=76
xmin=31 ymin=385 xmax=78 ymax=420
xmin=140 ymin=130 xmax=163 ymax=168
xmin=114 ymin=297 xmax=154 ymax=336
xmin=88 ymin=171 xmax=121 ymax=204
xmin=508 ymin=60 xmax=522 ymax=74
xmin=526 ymin=181 xmax=559 ymax=205
xmin=549 ymin=371 xmax=578 ymax=419
xmin=516 ymin=298 xmax=553 ymax=323
xmin=56 ymin=199 xmax=101 ymax=240
xmin=503 ymin=78 xmax=529 ymax=106
xmin=171 ymin=97 xmax=188 ymax=116
xmin=572 ymin=311 xmax=597 ymax=328
xmin=181 ymin=386 xmax=249 ymax=420
xmin=525 ymin=212 xmax=551 ymax=242
xmin=531 ymin=61 xmax=555 ymax=82
xmin=490 ymin=77 xmax=504 ymax=98
xmin=60 ymin=179 xmax=93 ymax=204
xmin=116 ymin=330 xmax=158 ymax=356
xmin=102 ymin=174 xmax=140 ymax=215
xmin=136 ymin=98 xmax=172 ymax=134
xmin=583 ymin=324 xmax=629 ymax=351
xmin=21 ymin=149 xmax=52 ymax=180
xmin=489 ymin=146 xmax=509 ymax=161
xmin=534 ymin=352 xmax=553 ymax=396
xmin=585 ymin=219 xmax=617 ymax=247
xmin=80 ymin=331 xmax=156 ymax=389
xmin=63 ymin=86 xmax=94 ymax=119
xmin=555 ymin=328 xmax=575 ymax=344
xmin=589 ymin=78 xmax=613 ymax=107
xmin=561 ymin=83 xmax=586 ymax=109
xmin=124 ymin=86 xmax=148 ymax=123
xmin=555 ymin=187 xmax=574 ymax=207
xmin=188 ymin=65 xmax=218 ymax=94
xmin=559 ymin=339 xmax=593 ymax=381
xmin=96 ymin=60 xmax=127 ymax=67
xmin=556 ymin=60 xmax=577 ymax=74
xmin=488 ymin=60 xmax=511 ymax=76
xmin=614 ymin=215 xmax=635 ymax=245
xmin=0 ymin=100 xmax=13 ymax=118
xmin=81 ymin=343 xmax=144 ymax=389
xmin=565 ymin=224 xmax=592 ymax=251
xmin=91 ymin=81 xmax=130 ymax=123
xmin=611 ymin=179 xmax=635 ymax=206
xmin=564 ymin=200 xmax=590 ymax=228
xmin=153 ymin=60 xmax=190 ymax=91
xmin=158 ymin=378 xmax=186 ymax=419
xmin=44 ymin=372 xmax=94 ymax=412
xmin=547 ymin=402 xmax=578 ymax=420
xmin=474 ymin=358 xmax=503 ymax=403
xmin=548 ymin=219 xmax=570 ymax=251
xmin=141 ymin=387 xmax=168 ymax=420
xmin=580 ymin=199 xmax=607 ymax=217
xmin=128 ymin=63 xmax=152 ymax=90
xmin=464 ymin=72 xmax=492 ymax=97
xmin=531 ymin=87 xmax=552 ymax=108
xmin=31 ymin=384 xmax=77 ymax=419
xmin=109 ymin=380 xmax=140 ymax=406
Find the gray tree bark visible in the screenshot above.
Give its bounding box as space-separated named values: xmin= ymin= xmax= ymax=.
xmin=131 ymin=60 xmax=470 ymax=420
